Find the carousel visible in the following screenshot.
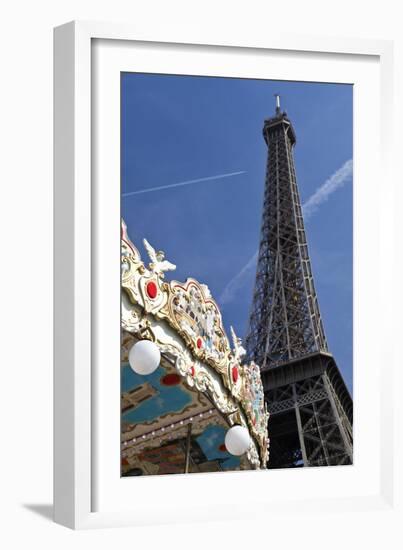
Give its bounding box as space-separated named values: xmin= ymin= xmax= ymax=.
xmin=121 ymin=221 xmax=269 ymax=476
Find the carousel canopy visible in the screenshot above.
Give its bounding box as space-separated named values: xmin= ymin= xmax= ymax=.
xmin=121 ymin=220 xmax=269 ymax=476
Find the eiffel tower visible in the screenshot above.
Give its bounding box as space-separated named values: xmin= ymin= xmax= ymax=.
xmin=245 ymin=95 xmax=353 ymax=468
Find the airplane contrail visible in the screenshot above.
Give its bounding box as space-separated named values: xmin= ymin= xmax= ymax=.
xmin=302 ymin=159 xmax=353 ymax=220
xmin=122 ymin=170 xmax=246 ymax=197
xmin=219 ymin=159 xmax=353 ymax=306
xmin=219 ymin=251 xmax=258 ymax=306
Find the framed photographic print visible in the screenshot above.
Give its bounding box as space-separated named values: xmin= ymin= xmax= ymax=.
xmin=54 ymin=21 xmax=397 ymax=531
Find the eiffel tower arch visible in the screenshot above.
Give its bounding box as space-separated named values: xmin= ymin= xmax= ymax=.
xmin=245 ymin=96 xmax=353 ymax=468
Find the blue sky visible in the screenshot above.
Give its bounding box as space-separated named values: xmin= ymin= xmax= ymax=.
xmin=121 ymin=73 xmax=353 ymax=392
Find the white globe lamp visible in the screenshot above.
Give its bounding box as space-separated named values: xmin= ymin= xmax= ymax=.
xmin=224 ymin=425 xmax=251 ymax=456
xmin=128 ymin=340 xmax=161 ymax=375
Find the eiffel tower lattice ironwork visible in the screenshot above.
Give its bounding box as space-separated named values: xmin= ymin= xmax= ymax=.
xmin=245 ymin=95 xmax=353 ymax=468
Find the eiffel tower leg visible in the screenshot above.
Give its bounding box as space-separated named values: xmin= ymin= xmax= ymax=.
xmin=322 ymin=374 xmax=353 ymax=462
xmin=295 ymin=376 xmax=353 ymax=467
xmin=293 ymin=384 xmax=308 ymax=466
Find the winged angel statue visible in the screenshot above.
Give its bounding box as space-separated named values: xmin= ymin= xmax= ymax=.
xmin=230 ymin=326 xmax=247 ymax=361
xmin=143 ymin=238 xmax=176 ymax=278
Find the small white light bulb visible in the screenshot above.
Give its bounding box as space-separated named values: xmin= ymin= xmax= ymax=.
xmin=224 ymin=425 xmax=251 ymax=456
xmin=128 ymin=339 xmax=161 ymax=375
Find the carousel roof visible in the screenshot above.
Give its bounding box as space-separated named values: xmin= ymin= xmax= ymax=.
xmin=121 ymin=220 xmax=269 ymax=475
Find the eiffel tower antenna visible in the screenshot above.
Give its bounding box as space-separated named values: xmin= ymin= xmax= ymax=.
xmin=274 ymin=93 xmax=281 ymax=114
xmin=245 ymin=101 xmax=353 ymax=468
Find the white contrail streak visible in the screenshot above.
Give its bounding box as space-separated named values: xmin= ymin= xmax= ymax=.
xmin=302 ymin=159 xmax=353 ymax=220
xmin=219 ymin=159 xmax=353 ymax=306
xmin=219 ymin=251 xmax=258 ymax=306
xmin=122 ymin=170 xmax=246 ymax=197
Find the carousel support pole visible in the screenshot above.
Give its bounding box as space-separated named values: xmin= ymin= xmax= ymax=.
xmin=184 ymin=423 xmax=192 ymax=473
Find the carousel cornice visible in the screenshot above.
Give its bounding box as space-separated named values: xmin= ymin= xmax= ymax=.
xmin=121 ymin=220 xmax=269 ymax=468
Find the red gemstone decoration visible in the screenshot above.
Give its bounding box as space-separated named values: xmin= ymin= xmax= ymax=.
xmin=232 ymin=366 xmax=239 ymax=383
xmin=160 ymin=373 xmax=181 ymax=386
xmin=218 ymin=443 xmax=227 ymax=452
xmin=196 ymin=337 xmax=203 ymax=349
xmin=190 ymin=366 xmax=195 ymax=377
xmin=146 ymin=280 xmax=158 ymax=299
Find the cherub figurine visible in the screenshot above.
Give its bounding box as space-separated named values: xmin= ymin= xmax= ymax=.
xmin=143 ymin=238 xmax=176 ymax=278
xmin=230 ymin=326 xmax=247 ymax=361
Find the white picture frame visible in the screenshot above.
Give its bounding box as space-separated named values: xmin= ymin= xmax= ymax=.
xmin=54 ymin=21 xmax=398 ymax=530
